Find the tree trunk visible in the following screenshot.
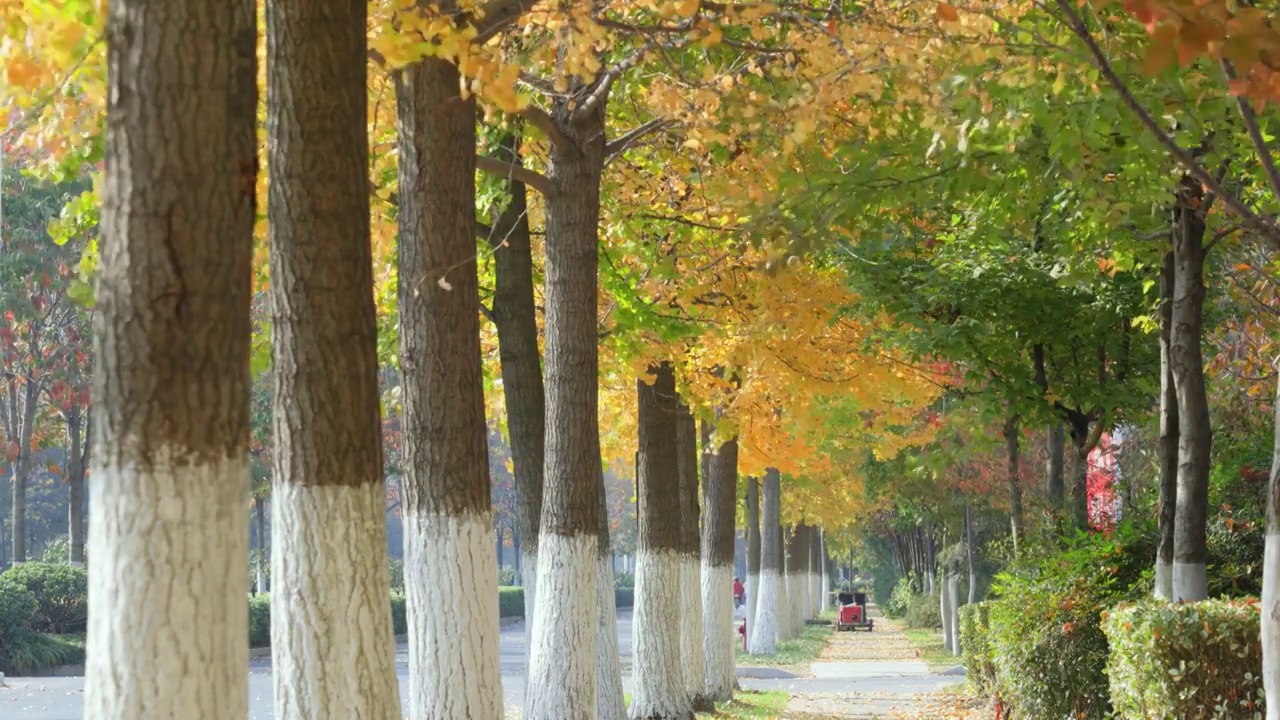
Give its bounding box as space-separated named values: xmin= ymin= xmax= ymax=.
xmin=1002 ymin=413 xmax=1023 ymax=554
xmin=965 ymin=503 xmax=976 ymax=605
xmin=265 ymin=2 xmax=401 ymax=712
xmin=701 ymin=420 xmax=739 ymax=700
xmin=676 ymin=404 xmax=710 ymax=711
xmin=1046 ymin=423 xmax=1065 ymax=507
xmin=255 ymin=495 xmax=268 ymax=594
xmin=65 ymin=405 xmax=86 ymax=567
xmin=11 ymin=452 xmax=27 ymax=564
xmin=749 ymin=469 xmax=780 ymax=655
xmin=809 ymin=525 xmax=822 ymax=619
xmin=497 ymin=524 xmax=505 ymax=569
xmin=746 ymin=476 xmax=761 ymax=642
xmin=396 ymin=57 xmax=500 ymax=718
xmin=785 ymin=526 xmax=805 ymax=637
xmin=1069 ymin=423 xmax=1091 ymax=530
xmin=87 ymin=0 xmax=256 ymax=712
xmin=940 ymin=570 xmax=953 ymax=651
xmin=948 ymin=573 xmax=962 ymax=656
xmin=7 ymin=377 xmax=39 ymax=565
xmin=489 ymin=127 xmax=547 ymax=654
xmin=1261 ymin=369 xmax=1280 ymax=720
xmin=1171 ymin=177 xmax=1211 ymax=602
xmin=819 ymin=530 xmax=830 ymax=613
xmin=630 ymin=363 xmax=692 ymax=720
xmin=524 ymin=95 xmax=608 ymax=720
xmin=596 ymin=463 xmax=626 ymax=720
xmin=1156 ymin=249 xmax=1179 ymax=600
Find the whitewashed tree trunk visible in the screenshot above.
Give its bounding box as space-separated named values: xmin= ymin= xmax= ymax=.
xmin=404 ymin=513 xmax=501 ymax=718
xmin=777 ymin=535 xmax=792 ymax=642
xmin=676 ymin=405 xmax=709 ymax=711
xmin=271 ymin=486 xmax=400 ymax=717
xmin=596 ymin=551 xmax=627 ymax=720
xmin=527 ymin=533 xmax=598 ymax=719
xmin=87 ymin=456 xmax=250 ymax=718
xmin=1261 ymin=370 xmax=1280 ymax=720
xmin=702 ymin=561 xmax=737 ymax=701
xmin=749 ymin=471 xmax=781 ymax=655
xmin=947 ymin=573 xmax=961 ymax=657
xmin=940 ymin=572 xmax=953 ymax=653
xmin=745 ymin=477 xmax=761 ymax=646
xmin=701 ymin=420 xmax=740 ymax=700
xmin=523 ymin=547 xmax=539 ymax=671
xmin=633 ymin=551 xmax=692 ymax=719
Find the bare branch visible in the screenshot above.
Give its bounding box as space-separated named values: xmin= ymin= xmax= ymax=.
xmin=605 ymin=118 xmax=671 ymax=161
xmin=1054 ymin=0 xmax=1280 ymax=248
xmin=519 ymin=104 xmax=569 ymax=149
xmin=476 ymin=155 xmax=550 ymax=195
xmin=473 ymin=0 xmax=542 ymax=44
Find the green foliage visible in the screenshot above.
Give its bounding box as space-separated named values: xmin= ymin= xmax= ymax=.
xmin=1 ymin=562 xmax=88 ymax=634
xmin=615 ymin=587 xmax=634 ymax=609
xmin=0 ymin=631 xmax=84 ymax=676
xmin=904 ymin=593 xmax=941 ymax=630
xmin=498 ymin=566 xmax=517 ymax=587
xmin=871 ymin=569 xmax=899 ymax=608
xmin=614 ymin=571 xmax=635 ymax=590
xmin=959 ymin=602 xmax=995 ymax=694
xmin=389 ymin=558 xmax=405 ymax=594
xmin=499 ymin=586 xmax=523 ymax=618
xmin=390 ymin=593 xmax=407 ymax=635
xmin=0 ymin=575 xmax=37 ymax=650
xmin=248 ymin=594 xmax=271 ymax=648
xmin=1103 ymin=599 xmax=1263 ymax=720
xmin=882 ymin=576 xmax=916 ymax=619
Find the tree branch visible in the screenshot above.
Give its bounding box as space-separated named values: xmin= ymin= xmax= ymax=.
xmin=1054 ymin=0 xmax=1280 ymax=248
xmin=605 ymin=118 xmax=671 ymax=162
xmin=519 ymin=104 xmax=569 ymax=150
xmin=1222 ymin=59 xmax=1280 ymax=208
xmin=472 ymin=0 xmax=542 ymax=44
xmin=476 ymin=155 xmax=550 ymax=195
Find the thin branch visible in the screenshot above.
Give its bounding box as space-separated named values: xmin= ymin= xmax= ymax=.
xmin=519 ymin=104 xmax=569 ymax=149
xmin=1054 ymin=0 xmax=1280 ymax=248
xmin=476 ymin=155 xmax=550 ymax=195
xmin=605 ymin=118 xmax=671 ymax=161
xmin=1222 ymin=58 xmax=1280 ymax=208
xmin=472 ymin=0 xmax=542 ymax=44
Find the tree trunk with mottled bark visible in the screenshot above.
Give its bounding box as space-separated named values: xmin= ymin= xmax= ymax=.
xmin=1156 ymin=249 xmax=1179 ymax=600
xmin=1171 ymin=177 xmax=1211 ymax=603
xmin=396 ymin=57 xmax=500 ymax=718
xmin=596 ymin=463 xmax=626 ymax=720
xmin=746 ymin=476 xmax=761 ymax=643
xmin=702 ymin=420 xmax=739 ymax=700
xmin=631 ymin=364 xmax=692 ymax=720
xmin=87 ymin=0 xmax=256 ymax=713
xmin=676 ymin=403 xmax=710 ymax=711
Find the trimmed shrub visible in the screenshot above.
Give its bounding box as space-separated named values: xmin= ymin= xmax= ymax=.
xmin=1 ymin=562 xmax=88 ymax=634
xmin=0 ymin=576 xmax=37 ymax=649
xmin=904 ymin=593 xmax=941 ymax=629
xmin=390 ymin=593 xmax=407 ymax=635
xmin=614 ymin=572 xmax=635 ymax=590
xmin=958 ymin=602 xmax=995 ymax=693
xmin=388 ymin=558 xmax=405 ymax=594
xmin=248 ymin=594 xmax=271 ymax=647
xmin=499 ymin=586 xmax=524 ymax=618
xmin=498 ymin=567 xmax=517 ymax=586
xmin=1103 ymin=599 xmax=1263 ymax=719
xmin=615 ymin=587 xmax=634 ymax=608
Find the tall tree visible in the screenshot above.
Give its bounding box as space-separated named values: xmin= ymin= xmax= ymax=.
xmin=676 ymin=403 xmax=709 ymax=710
xmin=265 ymin=0 xmax=401 ymax=714
xmin=631 ymin=362 xmax=692 ymax=720
xmin=396 ymin=55 xmax=501 ymax=716
xmin=85 ymin=0 xmax=257 ymax=713
xmin=702 ymin=421 xmax=739 ymax=700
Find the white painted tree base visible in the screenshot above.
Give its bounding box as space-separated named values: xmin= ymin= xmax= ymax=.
xmin=809 ymin=572 xmax=820 ymax=618
xmin=680 ymin=555 xmax=709 ymax=709
xmin=1154 ymin=561 xmax=1172 ymax=600
xmin=788 ymin=573 xmax=804 ymax=637
xmin=745 ymin=572 xmax=759 ymax=653
xmin=702 ymin=562 xmax=738 ymax=701
xmin=403 ymin=510 xmax=502 ymax=720
xmin=526 ymin=533 xmax=598 ymax=720
xmin=1263 ymin=534 xmax=1280 ymax=720
xmin=631 ymin=550 xmax=693 ymax=719
xmin=596 ymin=552 xmax=627 ymax=720
xmin=748 ymin=569 xmax=779 ymax=655
xmin=776 ymin=571 xmax=792 ymax=642
xmin=522 ymin=547 xmax=539 ymax=681
xmin=1173 ymin=561 xmax=1208 ymax=602
xmin=85 ymin=454 xmax=249 ymax=720
xmin=271 ymin=482 xmax=401 ymax=719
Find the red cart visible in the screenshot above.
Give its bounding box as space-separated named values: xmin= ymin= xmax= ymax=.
xmin=835 ymin=591 xmax=873 ymax=632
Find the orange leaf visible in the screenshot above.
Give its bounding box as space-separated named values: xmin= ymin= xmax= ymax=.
xmin=936 ymin=3 xmax=959 ymax=21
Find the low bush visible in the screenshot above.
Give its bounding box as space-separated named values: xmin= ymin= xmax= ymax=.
xmin=498 ymin=567 xmax=518 ymax=586
xmin=958 ymin=602 xmax=995 ymax=693
xmin=615 ymin=587 xmax=634 ymax=608
xmin=903 ymin=593 xmax=941 ymax=629
xmin=0 ymin=576 xmax=37 ymax=650
xmin=614 ymin=572 xmax=635 ymax=590
xmin=248 ymin=594 xmax=271 ymax=647
xmin=388 ymin=558 xmax=405 ymax=594
xmin=2 ymin=562 xmax=89 ymax=634
xmin=390 ymin=593 xmax=407 ymax=635
xmin=882 ymin=576 xmax=916 ymax=619
xmin=499 ymin=586 xmax=524 ymax=618
xmin=1103 ymin=599 xmax=1263 ymax=719
xmin=0 ymin=632 xmax=84 ymax=675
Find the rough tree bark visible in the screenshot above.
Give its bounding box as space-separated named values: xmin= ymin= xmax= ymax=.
xmin=630 ymin=363 xmax=692 ymax=720
xmin=1261 ymin=369 xmax=1280 ymax=720
xmin=702 ymin=420 xmax=740 ymax=699
xmin=676 ymin=403 xmax=710 ymax=711
xmin=776 ymin=516 xmax=793 ymax=641
xmin=1170 ymin=177 xmax=1211 ymax=602
xmin=1046 ymin=423 xmax=1065 ymax=507
xmin=487 ymin=128 xmax=547 ymax=648
xmin=785 ymin=526 xmax=805 ymax=637
xmin=524 ymin=87 xmax=609 ymax=720
xmin=1156 ymin=249 xmax=1179 ymax=600
xmin=746 ymin=476 xmax=761 ymax=643
xmin=64 ymin=404 xmax=87 ymax=566
xmin=266 ymin=0 xmax=401 ymax=714
xmin=396 ymin=57 xmax=501 ymax=718
xmin=86 ymin=0 xmax=256 ymax=713
xmin=254 ymin=495 xmax=268 ymax=594
xmin=596 ymin=463 xmax=626 ymax=720
xmin=750 ymin=469 xmax=781 ymax=654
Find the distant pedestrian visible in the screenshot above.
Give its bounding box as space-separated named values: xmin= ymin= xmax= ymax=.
xmin=733 ymin=576 xmax=745 ymax=607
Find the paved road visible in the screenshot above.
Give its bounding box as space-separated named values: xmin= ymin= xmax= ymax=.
xmin=1 ymin=610 xmax=635 ymax=719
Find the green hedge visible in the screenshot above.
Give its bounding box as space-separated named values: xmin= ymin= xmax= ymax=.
xmin=959 ymin=602 xmax=995 ymax=694
xmin=0 ymin=576 xmax=83 ymax=675
xmin=249 ymin=594 xmax=271 ymax=647
xmin=499 ymin=586 xmax=523 ymax=617
xmin=1 ymin=562 xmax=89 ymax=634
xmin=1103 ymin=599 xmax=1263 ymax=719
xmin=615 ymin=587 xmax=633 ymax=608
